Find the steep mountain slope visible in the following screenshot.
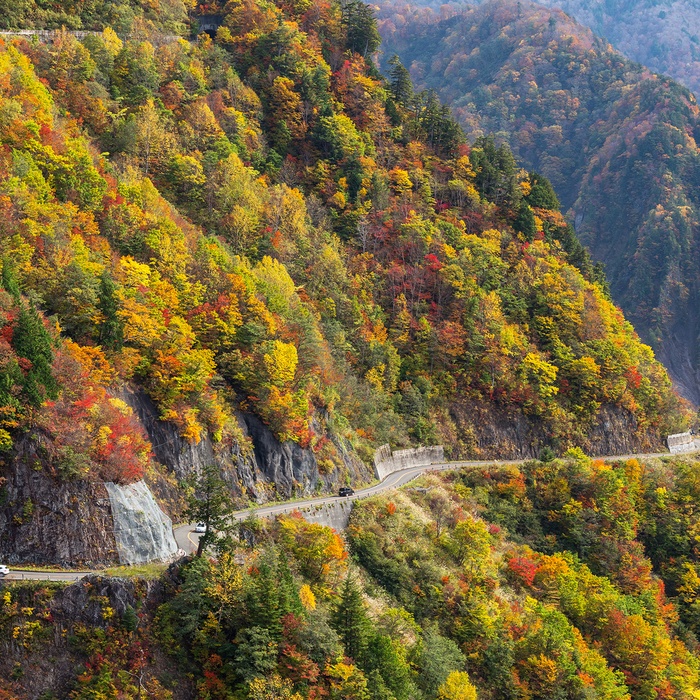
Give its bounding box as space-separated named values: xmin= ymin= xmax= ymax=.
xmin=376 ymin=0 xmax=700 ymax=98
xmin=6 ymin=454 xmax=700 ymax=699
xmin=0 ymin=0 xmax=689 ymax=563
xmin=380 ymin=0 xmax=700 ymax=404
xmin=524 ymin=0 xmax=700 ymax=97
xmin=0 ymin=0 xmax=192 ymax=34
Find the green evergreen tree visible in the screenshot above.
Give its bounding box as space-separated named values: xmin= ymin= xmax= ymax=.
xmin=184 ymin=464 xmax=235 ymax=557
xmin=343 ymin=0 xmax=381 ymax=57
xmin=97 ymin=270 xmax=123 ymax=350
xmin=332 ymin=574 xmax=372 ymax=663
xmin=388 ymin=55 xmax=413 ymax=107
xmin=366 ymin=634 xmax=415 ymax=700
xmin=514 ymin=201 xmax=536 ymax=241
xmin=471 ymin=136 xmax=521 ymax=211
xmin=277 ymin=554 xmax=303 ymax=619
xmin=12 ymin=304 xmax=58 ymax=407
xmin=246 ymin=551 xmax=283 ymax=636
xmin=122 ymin=605 xmax=139 ymax=633
xmin=526 ymin=172 xmax=560 ymax=210
xmin=1 ymin=260 xmax=20 ymax=302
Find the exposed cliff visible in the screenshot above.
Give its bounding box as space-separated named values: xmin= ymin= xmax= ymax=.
xmin=120 ymin=386 xmax=374 ymax=504
xmin=0 ymin=574 xmax=192 ymax=700
xmin=0 ymin=433 xmax=118 ymax=567
xmin=442 ymin=402 xmax=663 ymax=459
xmin=0 ymin=386 xmax=374 ymax=567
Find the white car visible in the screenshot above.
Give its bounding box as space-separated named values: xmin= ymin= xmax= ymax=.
xmin=0 ymin=565 xmax=9 ymax=576
xmin=194 ymin=522 xmax=207 ymax=533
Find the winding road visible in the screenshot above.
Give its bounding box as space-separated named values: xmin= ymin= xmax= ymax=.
xmin=0 ymin=452 xmax=677 ymax=582
xmin=172 ymin=452 xmax=671 ymax=554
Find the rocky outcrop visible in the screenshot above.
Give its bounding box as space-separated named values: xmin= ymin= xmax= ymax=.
xmin=0 ymin=434 xmax=118 ymax=567
xmin=119 ymin=386 xmax=373 ymax=505
xmin=443 ymin=401 xmax=664 ymax=460
xmin=49 ymin=574 xmax=161 ymax=627
xmin=243 ymin=412 xmax=371 ymax=500
xmin=0 ymin=385 xmax=373 ymax=567
xmin=0 ymin=574 xmax=190 ymax=700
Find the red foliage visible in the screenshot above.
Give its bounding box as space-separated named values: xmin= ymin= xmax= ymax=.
xmin=280 ymin=643 xmax=320 ymax=684
xmin=507 ymin=555 xmax=539 ymax=587
xmin=625 ymin=366 xmax=643 ymax=389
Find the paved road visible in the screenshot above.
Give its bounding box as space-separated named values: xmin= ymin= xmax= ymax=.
xmin=1 ymin=570 xmax=90 ymax=583
xmin=173 ymin=453 xmax=673 ymax=553
xmin=173 ymin=460 xmax=478 ymax=552
xmin=0 ymin=452 xmax=680 ymax=577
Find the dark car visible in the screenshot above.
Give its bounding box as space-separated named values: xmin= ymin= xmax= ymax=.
xmin=338 ymin=487 xmax=354 ymax=497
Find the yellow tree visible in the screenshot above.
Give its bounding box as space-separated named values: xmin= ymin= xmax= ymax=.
xmin=437 ymin=672 xmax=477 ymax=700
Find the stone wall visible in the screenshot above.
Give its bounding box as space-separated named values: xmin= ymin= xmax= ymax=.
xmin=374 ymin=444 xmax=445 ymax=480
xmin=298 ymin=500 xmax=355 ymax=531
xmin=668 ymin=432 xmax=700 ymax=454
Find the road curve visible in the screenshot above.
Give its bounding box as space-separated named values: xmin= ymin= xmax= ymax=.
xmin=0 ymin=452 xmax=679 ymax=579
xmin=173 ymin=452 xmax=672 ymax=553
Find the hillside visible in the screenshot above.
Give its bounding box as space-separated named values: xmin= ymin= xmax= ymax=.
xmin=0 ymin=0 xmax=690 ymax=564
xmin=523 ymin=0 xmax=700 ymax=98
xmin=5 ymin=453 xmax=700 ymax=699
xmin=375 ymin=0 xmax=700 ymax=98
xmin=379 ymin=0 xmax=700 ymax=405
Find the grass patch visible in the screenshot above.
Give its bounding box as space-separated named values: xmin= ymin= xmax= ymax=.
xmin=99 ymin=562 xmax=169 ymax=580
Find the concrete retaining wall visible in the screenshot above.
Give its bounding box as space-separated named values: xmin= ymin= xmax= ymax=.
xmin=298 ymin=500 xmax=354 ymax=531
xmin=668 ymin=432 xmax=700 ymax=454
xmin=374 ymin=444 xmax=444 ymax=480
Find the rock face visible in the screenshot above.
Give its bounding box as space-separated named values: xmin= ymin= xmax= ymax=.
xmin=49 ymin=574 xmax=160 ymax=627
xmin=444 ymin=402 xmax=663 ymax=460
xmin=0 ymin=574 xmax=184 ymax=700
xmin=120 ymin=386 xmax=373 ymax=504
xmin=105 ymin=481 xmax=178 ymax=565
xmin=0 ymin=435 xmax=118 ymax=567
xmin=0 ymin=385 xmax=374 ymax=567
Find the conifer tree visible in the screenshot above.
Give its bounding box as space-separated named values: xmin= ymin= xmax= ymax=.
xmin=247 ymin=555 xmax=283 ymax=635
xmin=97 ymin=270 xmax=123 ymax=350
xmin=343 ymin=0 xmax=381 ymax=57
xmin=332 ymin=574 xmax=371 ymax=663
xmin=184 ymin=464 xmax=235 ymax=557
xmin=388 ymin=55 xmax=413 ymax=107
xmin=514 ymin=201 xmax=536 ymax=241
xmin=12 ymin=304 xmax=58 ymax=407
xmin=1 ymin=260 xmax=20 ymax=302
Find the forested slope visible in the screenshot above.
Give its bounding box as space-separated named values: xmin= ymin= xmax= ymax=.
xmin=0 ymin=0 xmax=687 ymax=526
xmin=379 ymin=0 xmax=700 ymax=404
xmin=6 ymin=453 xmax=700 ymax=699
xmin=375 ymin=0 xmax=700 ymax=98
xmin=514 ymin=0 xmax=700 ymax=97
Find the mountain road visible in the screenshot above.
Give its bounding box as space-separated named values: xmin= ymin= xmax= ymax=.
xmin=0 ymin=452 xmax=676 ymax=581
